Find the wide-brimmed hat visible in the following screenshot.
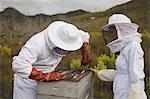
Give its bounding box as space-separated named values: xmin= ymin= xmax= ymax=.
xmin=47 ymin=21 xmax=83 ymax=51
xmin=102 ymin=14 xmax=139 ymax=31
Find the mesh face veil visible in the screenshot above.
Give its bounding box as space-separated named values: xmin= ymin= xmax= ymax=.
xmin=52 ymin=47 xmax=70 ymax=56
xmin=102 ymin=25 xmax=118 ymax=45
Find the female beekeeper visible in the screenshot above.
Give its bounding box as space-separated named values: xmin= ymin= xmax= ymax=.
xmin=91 ymin=14 xmax=147 ymax=99
xmin=12 ymin=21 xmax=91 ymax=99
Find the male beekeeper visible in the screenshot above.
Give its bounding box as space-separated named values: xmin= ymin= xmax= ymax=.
xmin=12 ymin=21 xmax=91 ymax=99
xmin=91 ymin=14 xmax=147 ymax=99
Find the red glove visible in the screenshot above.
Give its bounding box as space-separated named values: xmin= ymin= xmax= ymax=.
xmin=81 ymin=42 xmax=92 ymax=66
xmin=29 ymin=67 xmax=63 ymax=81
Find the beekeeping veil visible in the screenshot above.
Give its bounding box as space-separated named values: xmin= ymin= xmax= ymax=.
xmin=102 ymin=14 xmax=141 ymax=53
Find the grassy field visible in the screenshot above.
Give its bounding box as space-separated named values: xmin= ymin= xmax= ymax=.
xmin=0 ymin=31 xmax=150 ymax=98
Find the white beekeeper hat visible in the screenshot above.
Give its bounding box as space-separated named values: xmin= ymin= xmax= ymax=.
xmin=47 ymin=21 xmax=83 ymax=51
xmin=102 ymin=14 xmax=139 ymax=32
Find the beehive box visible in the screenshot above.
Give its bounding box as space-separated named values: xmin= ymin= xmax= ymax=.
xmin=37 ymin=71 xmax=93 ymax=99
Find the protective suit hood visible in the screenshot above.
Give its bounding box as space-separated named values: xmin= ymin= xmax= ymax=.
xmin=107 ymin=33 xmax=142 ymax=53
xmin=44 ymin=21 xmax=83 ymax=51
xmin=44 ymin=29 xmax=70 ymax=57
xmin=44 ymin=28 xmax=56 ymax=50
xmin=102 ymin=14 xmax=142 ymax=53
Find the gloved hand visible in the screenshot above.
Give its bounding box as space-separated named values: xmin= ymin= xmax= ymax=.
xmin=79 ymin=30 xmax=92 ymax=65
xmin=90 ymin=68 xmax=99 ymax=74
xmin=29 ymin=67 xmax=63 ymax=81
xmin=81 ymin=42 xmax=92 ymax=66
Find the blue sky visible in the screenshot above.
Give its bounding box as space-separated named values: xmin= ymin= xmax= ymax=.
xmin=0 ymin=0 xmax=131 ymax=16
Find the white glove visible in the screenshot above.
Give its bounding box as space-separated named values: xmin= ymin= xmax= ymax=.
xmin=97 ymin=69 xmax=116 ymax=81
xmin=79 ymin=30 xmax=90 ymax=43
xmin=128 ymin=83 xmax=147 ymax=99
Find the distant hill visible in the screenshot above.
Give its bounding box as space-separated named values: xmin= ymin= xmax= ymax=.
xmin=0 ymin=8 xmax=89 ymax=34
xmin=0 ymin=0 xmax=149 ymax=42
xmin=68 ymin=0 xmax=150 ymax=32
xmin=62 ymin=10 xmax=89 ymax=17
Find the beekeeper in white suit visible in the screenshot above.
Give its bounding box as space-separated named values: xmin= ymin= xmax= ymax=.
xmin=12 ymin=21 xmax=92 ymax=99
xmin=91 ymin=14 xmax=147 ymax=99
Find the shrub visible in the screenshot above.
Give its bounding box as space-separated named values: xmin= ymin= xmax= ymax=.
xmin=94 ymin=53 xmax=116 ymax=70
xmin=70 ymin=59 xmax=81 ymax=69
xmin=0 ymin=45 xmax=11 ymax=56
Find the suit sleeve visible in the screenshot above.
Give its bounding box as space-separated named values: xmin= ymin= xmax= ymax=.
xmin=127 ymin=42 xmax=145 ymax=85
xmin=12 ymin=40 xmax=39 ymax=79
xmin=97 ymin=69 xmax=117 ymax=81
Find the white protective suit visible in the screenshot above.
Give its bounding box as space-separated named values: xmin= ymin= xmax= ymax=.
xmin=98 ymin=16 xmax=147 ymax=99
xmin=12 ymin=28 xmax=63 ymax=99
xmin=12 ymin=22 xmax=89 ymax=99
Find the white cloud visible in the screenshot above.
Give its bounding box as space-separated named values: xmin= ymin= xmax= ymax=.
xmin=0 ymin=0 xmax=131 ymax=16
